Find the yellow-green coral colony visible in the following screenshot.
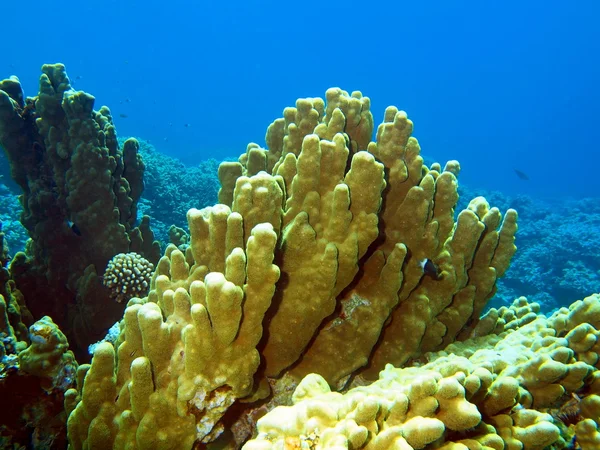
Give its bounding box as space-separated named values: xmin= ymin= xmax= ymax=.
xmin=246 ymin=295 xmax=600 ymax=449
xmin=63 ymin=82 xmax=525 ymax=449
xmin=3 ymin=64 xmax=599 ymax=450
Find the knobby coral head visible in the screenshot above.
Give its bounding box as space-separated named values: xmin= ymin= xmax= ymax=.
xmin=64 ymin=86 xmax=517 ymax=448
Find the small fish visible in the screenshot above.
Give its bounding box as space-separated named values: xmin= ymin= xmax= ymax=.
xmin=419 ymin=258 xmax=441 ymax=280
xmin=66 ymin=219 xmax=82 ymax=236
xmin=184 ymin=123 xmax=190 ymax=128
xmin=119 ymin=113 xmax=128 ymax=118
xmin=514 ymin=168 xmax=529 ymax=180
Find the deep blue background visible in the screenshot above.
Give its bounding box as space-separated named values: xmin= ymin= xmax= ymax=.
xmin=3 ymin=0 xmax=598 ymax=198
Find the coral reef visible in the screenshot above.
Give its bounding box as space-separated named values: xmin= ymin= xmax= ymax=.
xmin=134 ymin=138 xmax=221 ymax=234
xmin=65 ymin=88 xmax=517 ymax=448
xmin=509 ymin=197 xmax=600 ymax=309
xmin=103 ymin=252 xmax=154 ymax=303
xmin=0 ymin=64 xmax=161 ymax=358
xmin=4 ymin=63 xmax=598 ymax=450
xmin=0 ymin=288 xmax=76 ymax=448
xmin=457 ymin=191 xmax=600 ymax=311
xmin=0 ymin=181 xmax=28 ymax=254
xmin=0 ymin=243 xmax=31 ymax=363
xmin=246 ymin=294 xmax=600 ymax=449
xmin=18 ymin=316 xmax=77 ymax=392
xmin=0 ymin=225 xmax=75 ymax=448
xmin=8 ymin=144 xmax=599 ymax=315
xmin=1 ymin=136 xmax=221 ymax=259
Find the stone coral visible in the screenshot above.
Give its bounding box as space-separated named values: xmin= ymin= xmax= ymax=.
xmin=246 ymin=295 xmax=600 ymax=450
xmin=0 ymin=258 xmax=76 ymax=448
xmin=0 ymin=64 xmax=161 ymax=357
xmin=65 ymin=88 xmax=517 ymax=448
xmin=18 ymin=316 xmax=77 ymax=392
xmin=103 ymin=252 xmax=154 ymax=303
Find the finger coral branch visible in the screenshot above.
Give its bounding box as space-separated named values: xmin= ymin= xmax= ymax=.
xmin=65 ymin=86 xmax=518 ymax=448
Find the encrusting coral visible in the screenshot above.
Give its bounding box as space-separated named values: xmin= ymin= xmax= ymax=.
xmin=65 ymin=87 xmax=521 ymax=449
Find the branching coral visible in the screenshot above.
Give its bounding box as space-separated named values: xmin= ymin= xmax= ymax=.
xmin=0 ymin=64 xmax=161 ymax=357
xmin=456 ymin=191 xmax=600 ymax=310
xmin=65 ymin=87 xmax=517 ymax=449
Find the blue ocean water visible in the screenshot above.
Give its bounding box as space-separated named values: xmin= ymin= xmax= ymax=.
xmin=3 ymin=0 xmax=598 ymax=199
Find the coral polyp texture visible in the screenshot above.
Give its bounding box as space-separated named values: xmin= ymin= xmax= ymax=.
xmin=65 ymin=87 xmax=521 ymax=448
xmin=103 ymin=252 xmax=154 ymax=303
xmin=247 ymin=294 xmax=600 ymax=450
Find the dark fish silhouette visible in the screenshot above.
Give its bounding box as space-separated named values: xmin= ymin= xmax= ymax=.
xmin=119 ymin=113 xmax=128 ymax=118
xmin=419 ymin=258 xmax=441 ymax=280
xmin=66 ymin=219 xmax=82 ymax=236
xmin=514 ymin=169 xmax=529 ymax=180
